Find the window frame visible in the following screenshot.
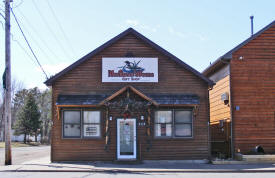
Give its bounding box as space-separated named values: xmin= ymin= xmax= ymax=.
xmin=62 ymin=109 xmax=82 ymax=139
xmin=62 ymin=108 xmax=102 ymax=139
xmin=154 ymin=110 xmax=173 ymax=138
xmin=174 ymin=109 xmax=193 ymax=138
xmin=154 ymin=108 xmax=194 ymax=139
xmin=82 ymin=110 xmax=101 ymax=138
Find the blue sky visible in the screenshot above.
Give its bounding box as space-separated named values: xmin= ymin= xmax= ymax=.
xmin=0 ymin=0 xmax=274 ymax=89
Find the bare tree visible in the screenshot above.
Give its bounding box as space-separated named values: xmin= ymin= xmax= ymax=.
xmin=39 ymin=89 xmax=51 ymax=144
xmin=0 ymin=77 xmax=24 ymax=141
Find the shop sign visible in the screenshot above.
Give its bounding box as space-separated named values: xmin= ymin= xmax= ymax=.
xmin=102 ymin=57 xmax=158 ymax=82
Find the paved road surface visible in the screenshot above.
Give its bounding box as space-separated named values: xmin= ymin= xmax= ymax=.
xmin=0 ymin=146 xmax=50 ymax=165
xmin=1 ymin=172 xmax=275 ymax=178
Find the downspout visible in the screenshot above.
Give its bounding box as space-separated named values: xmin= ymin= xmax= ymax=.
xmin=221 ymin=58 xmax=234 ymax=159
xmin=207 ymin=85 xmax=213 ymax=161
xmin=229 ymin=64 xmax=234 ymax=159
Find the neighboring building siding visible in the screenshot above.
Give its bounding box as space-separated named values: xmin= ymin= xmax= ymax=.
xmin=209 ymin=75 xmax=231 ymax=123
xmin=209 ymin=71 xmax=231 ymax=157
xmin=51 ymin=34 xmax=210 ymax=161
xmin=231 ymin=24 xmax=275 ymax=153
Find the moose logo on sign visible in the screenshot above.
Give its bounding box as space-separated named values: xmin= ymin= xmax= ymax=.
xmin=102 ymin=58 xmax=158 ymax=82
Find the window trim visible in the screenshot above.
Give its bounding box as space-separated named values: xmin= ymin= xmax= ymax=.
xmin=62 ymin=108 xmax=102 ymax=139
xmin=154 ymin=108 xmax=194 ymax=139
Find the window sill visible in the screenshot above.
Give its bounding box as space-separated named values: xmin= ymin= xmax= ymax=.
xmin=62 ymin=137 xmax=103 ymax=140
xmin=153 ymin=136 xmax=194 ymax=140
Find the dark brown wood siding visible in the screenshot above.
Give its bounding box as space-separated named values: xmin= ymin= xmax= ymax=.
xmin=231 ymin=24 xmax=275 ymax=153
xmin=51 ymin=34 xmax=210 ymax=161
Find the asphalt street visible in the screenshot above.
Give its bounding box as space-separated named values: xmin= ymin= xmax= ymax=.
xmin=1 ymin=172 xmax=275 ymax=178
xmin=0 ymin=145 xmax=50 ymax=165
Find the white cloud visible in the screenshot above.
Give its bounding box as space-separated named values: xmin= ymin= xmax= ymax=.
xmin=32 ymin=62 xmax=70 ymax=90
xmin=123 ymin=19 xmax=159 ymax=33
xmin=140 ymin=24 xmax=157 ymax=32
xmin=168 ymin=27 xmax=207 ymax=41
xmin=37 ymin=62 xmax=70 ymax=76
xmin=195 ymin=33 xmax=207 ymax=41
xmin=27 ymin=82 xmax=48 ymax=90
xmin=125 ymin=19 xmax=139 ymax=26
xmin=168 ymin=26 xmax=186 ymax=39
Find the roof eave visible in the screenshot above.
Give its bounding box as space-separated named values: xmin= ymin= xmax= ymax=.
xmin=44 ymin=27 xmax=215 ymax=86
xmin=44 ymin=28 xmax=135 ymax=86
xmin=203 ymin=56 xmax=231 ymax=77
xmin=203 ymin=20 xmax=275 ymax=77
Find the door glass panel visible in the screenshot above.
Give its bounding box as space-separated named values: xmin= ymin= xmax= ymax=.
xmin=120 ymin=120 xmax=134 ymax=155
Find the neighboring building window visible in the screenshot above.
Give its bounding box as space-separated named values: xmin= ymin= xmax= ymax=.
xmin=83 ymin=111 xmax=101 ymax=137
xmin=154 ymin=109 xmax=193 ymax=138
xmin=154 ymin=111 xmax=172 ymax=137
xmin=63 ymin=110 xmax=101 ymax=138
xmin=63 ymin=110 xmax=81 ymax=138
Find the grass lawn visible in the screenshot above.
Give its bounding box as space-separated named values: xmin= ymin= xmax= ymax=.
xmin=0 ymin=142 xmax=41 ymax=148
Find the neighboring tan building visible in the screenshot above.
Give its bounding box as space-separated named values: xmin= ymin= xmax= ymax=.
xmin=203 ymin=20 xmax=275 ymax=158
xmin=45 ymin=28 xmax=213 ymax=162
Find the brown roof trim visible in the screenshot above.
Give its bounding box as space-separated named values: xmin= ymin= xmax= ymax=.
xmin=203 ymin=20 xmax=275 ymax=76
xmin=99 ymin=85 xmax=158 ymax=106
xmin=44 ymin=28 xmax=213 ymax=86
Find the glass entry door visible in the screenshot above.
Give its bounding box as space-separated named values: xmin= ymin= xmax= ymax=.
xmin=117 ymin=119 xmax=136 ymax=160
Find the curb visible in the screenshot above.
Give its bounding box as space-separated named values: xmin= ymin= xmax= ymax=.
xmin=1 ymin=168 xmax=275 ymax=173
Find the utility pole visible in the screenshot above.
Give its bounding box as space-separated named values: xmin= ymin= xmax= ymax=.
xmin=4 ymin=0 xmax=12 ymax=165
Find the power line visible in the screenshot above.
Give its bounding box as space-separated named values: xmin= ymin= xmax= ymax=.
xmin=11 ymin=14 xmax=55 ymax=64
xmin=46 ymin=0 xmax=76 ymax=58
xmin=0 ymin=13 xmax=37 ymax=79
xmin=17 ymin=7 xmax=59 ymax=60
xmin=15 ymin=7 xmax=57 ymax=64
xmin=11 ymin=33 xmax=37 ymax=66
xmin=10 ymin=7 xmax=49 ymax=79
xmin=31 ymin=0 xmax=72 ymax=60
xmin=11 ymin=0 xmax=23 ymax=9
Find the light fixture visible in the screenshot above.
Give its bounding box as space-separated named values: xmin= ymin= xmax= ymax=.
xmin=140 ymin=116 xmax=144 ymax=121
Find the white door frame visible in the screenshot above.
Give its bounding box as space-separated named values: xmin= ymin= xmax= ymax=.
xmin=117 ymin=118 xmax=137 ymax=160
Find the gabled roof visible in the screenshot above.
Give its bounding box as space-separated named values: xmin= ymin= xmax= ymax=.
xmin=203 ymin=20 xmax=275 ymax=76
xmin=44 ymin=28 xmax=213 ymax=86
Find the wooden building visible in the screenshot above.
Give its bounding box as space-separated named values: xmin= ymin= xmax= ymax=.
xmin=45 ymin=28 xmax=213 ymax=162
xmin=203 ymin=20 xmax=275 ymax=157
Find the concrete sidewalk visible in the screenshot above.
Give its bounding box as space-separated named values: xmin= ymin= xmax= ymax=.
xmin=1 ymin=157 xmax=275 ymax=173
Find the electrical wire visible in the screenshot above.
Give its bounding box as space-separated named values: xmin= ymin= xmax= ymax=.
xmin=12 ymin=18 xmax=54 ymax=64
xmin=11 ymin=33 xmax=37 ymax=66
xmin=17 ymin=7 xmax=60 ymax=61
xmin=13 ymin=8 xmax=56 ymax=65
xmin=46 ymin=0 xmax=76 ymax=58
xmin=11 ymin=7 xmax=49 ymax=79
xmin=12 ymin=0 xmax=23 ymax=9
xmin=31 ymin=0 xmax=72 ymax=60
